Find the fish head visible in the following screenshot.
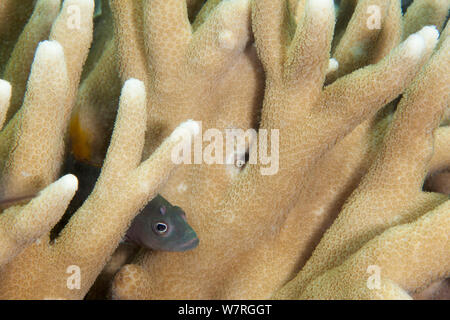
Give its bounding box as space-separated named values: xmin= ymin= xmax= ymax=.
xmin=137 ymin=204 xmax=199 ymax=252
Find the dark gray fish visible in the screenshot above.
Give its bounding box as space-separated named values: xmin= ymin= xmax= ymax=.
xmin=61 ymin=154 xmax=199 ymax=251
xmin=1 ymin=154 xmax=199 ymax=252
xmin=124 ymin=195 xmax=199 ymax=252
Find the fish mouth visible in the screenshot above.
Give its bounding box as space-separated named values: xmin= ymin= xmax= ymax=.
xmin=177 ymin=237 xmax=199 ymax=251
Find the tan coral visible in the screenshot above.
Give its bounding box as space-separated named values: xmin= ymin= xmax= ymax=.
xmin=0 ymin=0 xmax=448 ymax=300
xmin=403 ymin=0 xmax=450 ymax=37
xmin=0 ymin=0 xmax=94 ymax=198
xmin=0 ymin=79 xmax=11 ymax=130
xmin=2 ymin=0 xmax=61 ymax=122
xmin=0 ymin=0 xmax=199 ymax=299
xmin=0 ymin=40 xmax=71 ymax=198
xmin=0 ymin=77 xmax=200 ymax=299
xmin=327 ymin=0 xmax=403 ymax=83
xmin=110 ymin=0 xmax=436 ymax=299
xmin=0 ymin=27 xmax=79 ymax=268
xmin=275 ymin=27 xmax=450 ymax=299
xmin=83 ymin=0 xmax=260 ymax=160
xmin=217 ymin=0 xmax=450 ymax=299
xmin=72 ymin=0 xmax=211 ymax=154
xmin=298 ymin=200 xmax=449 ymax=299
xmin=0 ymin=174 xmax=78 ymax=267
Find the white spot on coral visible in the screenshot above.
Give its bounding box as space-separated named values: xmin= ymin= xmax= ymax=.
xmin=218 ymin=30 xmax=237 ymax=50
xmin=391 ymin=214 xmax=402 ymax=224
xmin=177 ymin=183 xmax=188 ymax=194
xmin=21 ymin=171 xmax=31 ymax=177
xmin=138 ymin=179 xmax=151 ymax=193
xmin=225 ymin=213 xmax=235 ymax=223
xmin=313 ymin=207 xmax=325 ymax=216
xmin=327 ymin=58 xmax=339 ymax=74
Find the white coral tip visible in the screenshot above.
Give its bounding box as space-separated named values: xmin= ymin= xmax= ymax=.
xmin=123 ymin=78 xmax=146 ymax=95
xmin=59 ymin=174 xmax=78 ymax=192
xmin=36 ymin=40 xmax=64 ymax=60
xmin=67 ymin=0 xmax=94 ymax=10
xmin=417 ymin=25 xmax=439 ymax=49
xmin=0 ymin=80 xmax=12 ymax=101
xmin=327 ymin=58 xmax=339 ymax=74
xmin=403 ymin=33 xmax=426 ymax=58
xmin=309 ymin=0 xmax=334 ymax=13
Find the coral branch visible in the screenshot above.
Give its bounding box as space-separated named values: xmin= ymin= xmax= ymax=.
xmin=299 ymin=200 xmax=449 ymax=299
xmin=0 ymin=41 xmax=70 ymax=197
xmin=0 ymin=174 xmax=77 ymax=267
xmin=403 ymin=0 xmax=450 ymax=37
xmin=0 ymin=0 xmax=447 ymax=301
xmin=0 ymin=79 xmax=11 ymax=130
xmin=3 ymin=0 xmax=61 ymax=122
xmin=330 ymin=0 xmax=402 ymax=81
xmin=110 ymin=0 xmax=443 ymax=300
xmin=275 ymin=30 xmax=450 ymax=298
xmin=0 ymin=79 xmax=198 ymax=299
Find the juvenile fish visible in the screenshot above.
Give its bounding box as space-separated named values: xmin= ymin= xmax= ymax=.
xmin=62 ymin=154 xmax=199 ymax=252
xmin=123 ymin=195 xmax=199 ymax=252
xmin=0 ymin=191 xmax=199 ymax=252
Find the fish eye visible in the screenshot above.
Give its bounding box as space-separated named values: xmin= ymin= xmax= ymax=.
xmin=154 ymin=222 xmax=168 ymax=234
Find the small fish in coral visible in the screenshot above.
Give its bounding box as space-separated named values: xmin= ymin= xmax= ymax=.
xmin=62 ymin=154 xmax=199 ymax=252
xmin=123 ymin=195 xmax=199 ymax=252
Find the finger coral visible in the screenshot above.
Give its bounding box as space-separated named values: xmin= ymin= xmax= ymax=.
xmin=110 ymin=0 xmax=449 ymax=300
xmin=275 ymin=24 xmax=450 ymax=298
xmin=0 ymin=0 xmax=448 ymax=301
xmin=0 ymin=0 xmax=199 ymax=299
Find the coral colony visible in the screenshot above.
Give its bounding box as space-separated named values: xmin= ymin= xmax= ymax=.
xmin=0 ymin=0 xmax=449 ymax=300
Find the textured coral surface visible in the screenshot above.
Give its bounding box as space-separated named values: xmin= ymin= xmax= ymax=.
xmin=0 ymin=0 xmax=448 ymax=300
